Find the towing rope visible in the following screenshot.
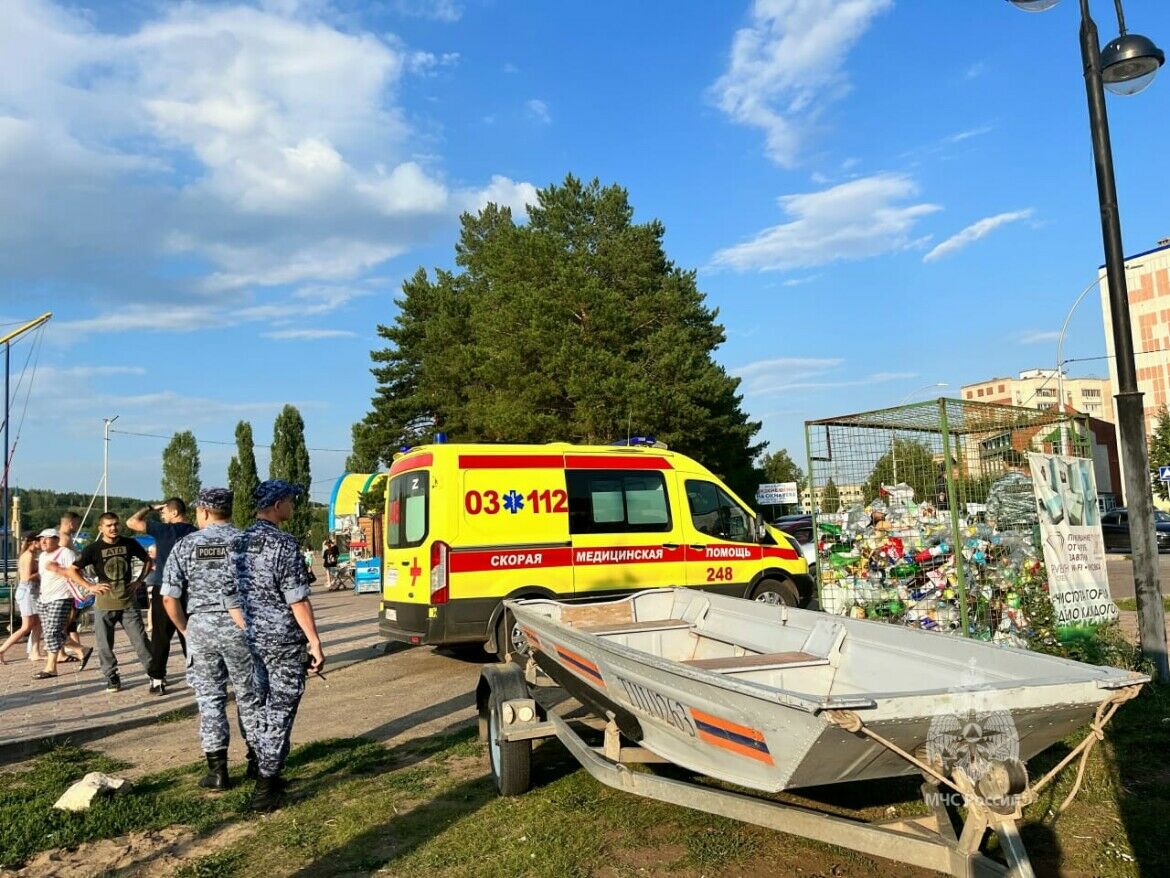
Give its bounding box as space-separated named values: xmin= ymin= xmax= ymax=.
xmin=824 ymin=681 xmax=1144 ymax=813
xmin=824 ymin=709 xmax=960 ymax=794
xmin=1029 ymin=683 xmax=1143 ymax=813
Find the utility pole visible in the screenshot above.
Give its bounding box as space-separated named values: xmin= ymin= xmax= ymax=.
xmin=2 ymin=312 xmax=52 ymax=634
xmin=103 ymin=415 xmax=119 ymax=512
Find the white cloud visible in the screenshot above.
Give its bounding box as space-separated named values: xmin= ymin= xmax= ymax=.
xmin=465 ymin=175 xmax=539 ymax=219
xmin=781 ymin=275 xmax=821 ymax=287
xmin=965 ymin=61 xmax=987 ymax=80
xmin=732 ymin=356 xmax=916 ymax=398
xmin=54 ymin=284 xmax=370 ymax=339
xmin=390 ymin=0 xmax=462 ymax=22
xmin=711 ymin=0 xmax=893 ymax=167
xmin=406 ymin=50 xmax=460 ymax=76
xmin=0 ymin=0 xmax=534 ymax=318
xmin=1018 ymin=330 xmax=1061 ymax=344
xmin=526 ymin=99 xmax=551 ymax=125
xmin=263 ymin=328 xmax=359 ymax=340
xmin=711 ymin=174 xmax=941 ymax=271
xmin=944 ymin=125 xmax=993 ymax=144
xmin=923 ymin=209 xmax=1033 ymax=263
xmin=37 ymin=365 xmax=147 ymax=380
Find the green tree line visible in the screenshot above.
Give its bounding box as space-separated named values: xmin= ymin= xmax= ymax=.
xmin=9 ymin=489 xmax=152 ymax=535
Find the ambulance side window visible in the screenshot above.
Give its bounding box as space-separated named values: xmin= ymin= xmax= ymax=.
xmin=686 ymin=480 xmax=749 ymax=542
xmin=387 ymin=472 xmax=428 ymax=548
xmin=567 ymin=470 xmax=671 ymax=534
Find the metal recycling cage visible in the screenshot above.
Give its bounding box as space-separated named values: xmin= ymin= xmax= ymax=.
xmin=804 ymin=398 xmax=1089 ymax=639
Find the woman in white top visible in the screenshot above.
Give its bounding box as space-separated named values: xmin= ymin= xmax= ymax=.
xmin=0 ymin=534 xmax=44 ymax=663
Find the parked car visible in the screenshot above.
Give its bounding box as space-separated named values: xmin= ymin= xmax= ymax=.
xmin=1099 ymin=507 xmax=1170 ymax=553
xmin=772 ymin=514 xmax=817 ymax=572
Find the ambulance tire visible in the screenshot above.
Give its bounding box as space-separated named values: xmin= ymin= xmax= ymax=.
xmin=750 ymin=577 xmax=800 ymax=607
xmin=495 ymin=608 xmax=531 ymax=664
xmin=488 ymin=690 xmax=532 ymax=796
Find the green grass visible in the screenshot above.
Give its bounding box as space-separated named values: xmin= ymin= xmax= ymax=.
xmin=157 ymin=706 xmax=196 ymax=725
xmin=5 ymin=687 xmax=1169 ymax=878
xmin=1114 ymin=596 xmax=1170 ymax=612
xmin=0 ymin=744 xmax=247 ymax=869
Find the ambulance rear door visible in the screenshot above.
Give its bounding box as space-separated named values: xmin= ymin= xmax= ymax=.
xmin=451 ymin=452 xmax=572 ymax=599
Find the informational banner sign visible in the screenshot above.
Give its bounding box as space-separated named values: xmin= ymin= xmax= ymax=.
xmin=756 ymin=482 xmax=798 ymax=505
xmin=1028 ymin=452 xmax=1118 ymax=626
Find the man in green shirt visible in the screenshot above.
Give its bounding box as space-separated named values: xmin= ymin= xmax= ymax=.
xmin=65 ymin=512 xmax=153 ymax=693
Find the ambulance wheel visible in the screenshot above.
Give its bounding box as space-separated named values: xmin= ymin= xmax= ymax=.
xmin=495 ymin=609 xmax=530 ymax=664
xmin=487 ymin=692 xmax=531 ymax=796
xmin=751 ymin=578 xmax=799 ymax=607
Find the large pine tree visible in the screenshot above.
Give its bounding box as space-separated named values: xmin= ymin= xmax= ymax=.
xmin=227 ymin=420 xmax=260 ymax=528
xmin=270 ymin=405 xmax=312 ymax=539
xmin=350 ymin=176 xmax=763 ymax=498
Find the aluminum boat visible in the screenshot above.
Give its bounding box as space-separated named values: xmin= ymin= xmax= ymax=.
xmin=508 ymin=587 xmax=1145 ymax=793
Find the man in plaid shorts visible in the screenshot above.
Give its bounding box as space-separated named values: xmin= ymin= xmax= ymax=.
xmin=34 ymin=529 xmax=76 ymax=679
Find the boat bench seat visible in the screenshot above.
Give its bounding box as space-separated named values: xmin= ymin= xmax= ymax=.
xmin=682 ymin=650 xmax=827 ymax=672
xmin=576 ymin=618 xmax=691 ymax=635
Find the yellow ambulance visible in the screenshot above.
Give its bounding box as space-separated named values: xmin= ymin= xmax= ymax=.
xmin=378 ymin=440 xmax=813 ymax=659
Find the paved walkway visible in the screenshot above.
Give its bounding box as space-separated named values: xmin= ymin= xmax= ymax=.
xmin=0 ymin=586 xmax=387 ymax=764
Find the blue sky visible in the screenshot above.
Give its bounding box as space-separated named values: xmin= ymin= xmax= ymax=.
xmin=2 ymin=0 xmax=1169 ymax=505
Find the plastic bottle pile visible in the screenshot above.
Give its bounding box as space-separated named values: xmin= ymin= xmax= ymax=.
xmin=816 ymin=498 xmax=1047 ymax=645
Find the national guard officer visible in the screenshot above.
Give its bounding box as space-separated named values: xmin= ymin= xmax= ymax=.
xmin=232 ymin=479 xmax=325 ymax=810
xmin=160 ymin=488 xmax=262 ymax=791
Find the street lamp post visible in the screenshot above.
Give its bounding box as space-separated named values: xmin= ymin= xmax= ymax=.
xmin=1007 ymin=0 xmax=1167 ymax=680
xmin=1054 ymin=263 xmax=1142 ymax=453
xmin=892 ymin=383 xmax=949 ymax=485
xmin=102 ymin=415 xmax=119 ymax=513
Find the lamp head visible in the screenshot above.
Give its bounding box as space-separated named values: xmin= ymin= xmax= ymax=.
xmin=1006 ymin=0 xmax=1061 ymax=11
xmin=1101 ymin=32 xmax=1165 ymax=95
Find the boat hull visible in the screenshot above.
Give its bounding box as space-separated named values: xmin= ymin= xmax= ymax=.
xmin=509 ymin=588 xmax=1143 ymax=793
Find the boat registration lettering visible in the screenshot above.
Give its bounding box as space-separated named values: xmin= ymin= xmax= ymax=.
xmin=615 ymin=675 xmax=695 ymax=737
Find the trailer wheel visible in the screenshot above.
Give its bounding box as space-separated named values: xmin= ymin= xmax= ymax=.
xmin=494 ymin=608 xmax=531 ymax=663
xmin=487 ymin=692 xmax=532 ymax=796
xmin=751 ymin=577 xmax=800 ymax=607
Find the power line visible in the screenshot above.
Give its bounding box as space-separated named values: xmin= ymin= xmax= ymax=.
xmin=110 ymin=428 xmax=351 ymax=454
xmin=1012 ymin=347 xmax=1170 ymax=409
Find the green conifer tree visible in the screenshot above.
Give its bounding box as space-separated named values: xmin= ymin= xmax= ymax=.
xmin=227 ymin=420 xmax=260 ymax=528
xmin=348 ymin=175 xmax=763 ymax=498
xmin=161 ymin=431 xmax=201 ymax=504
xmin=270 ymin=405 xmax=312 ymax=539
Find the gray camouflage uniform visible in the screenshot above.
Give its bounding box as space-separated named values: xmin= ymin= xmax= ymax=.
xmin=162 ymin=521 xmax=262 ymax=754
xmin=232 ymin=518 xmax=312 ymax=779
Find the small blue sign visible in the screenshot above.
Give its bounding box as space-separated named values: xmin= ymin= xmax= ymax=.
xmin=1160 ymin=466 xmax=1170 ymax=481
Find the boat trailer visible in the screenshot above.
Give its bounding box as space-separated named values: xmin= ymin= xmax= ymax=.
xmin=477 ymin=658 xmax=1141 ymax=878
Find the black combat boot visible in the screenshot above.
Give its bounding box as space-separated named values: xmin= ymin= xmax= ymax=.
xmin=245 ymin=746 xmax=259 ymax=779
xmin=249 ymin=773 xmax=283 ymax=811
xmin=198 ymin=750 xmax=230 ymax=791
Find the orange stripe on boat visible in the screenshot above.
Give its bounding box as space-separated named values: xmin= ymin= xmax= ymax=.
xmin=555 ymin=645 xmax=606 ymax=687
xmin=690 ymin=708 xmax=773 ymax=765
xmin=519 ymin=626 xmax=542 ymax=650
xmin=695 ymin=728 xmax=775 ymax=765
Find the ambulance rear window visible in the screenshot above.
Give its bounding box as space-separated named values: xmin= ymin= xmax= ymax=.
xmin=387 ymin=471 xmax=428 ymax=548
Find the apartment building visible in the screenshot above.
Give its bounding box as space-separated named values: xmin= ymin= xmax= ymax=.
xmin=960 ymin=369 xmax=1114 ymax=422
xmin=1099 ymin=238 xmax=1170 ymax=436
